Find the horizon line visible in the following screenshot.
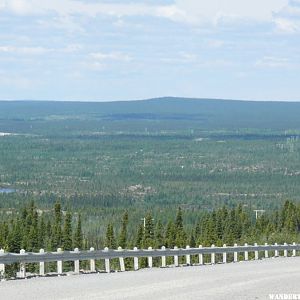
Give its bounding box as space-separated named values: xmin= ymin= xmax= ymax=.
xmin=0 ymin=96 xmax=299 ymax=104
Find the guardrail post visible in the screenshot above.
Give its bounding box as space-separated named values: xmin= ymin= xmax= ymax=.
xmin=0 ymin=249 xmax=5 ymax=276
xmin=186 ymin=245 xmax=191 ymax=266
xmin=174 ymin=246 xmax=179 ymax=267
xmin=161 ymin=246 xmax=166 ymax=268
xmin=284 ymin=243 xmax=288 ymax=257
xmin=74 ymin=248 xmax=80 ymax=274
xmin=234 ymin=244 xmax=238 ymax=262
xmin=274 ymin=243 xmax=279 ymax=257
xmin=254 ymin=243 xmax=259 ymax=260
xmin=211 ymin=244 xmax=215 ymax=264
xmin=133 ymin=247 xmax=139 ymax=270
xmin=39 ymin=249 xmax=45 ymax=276
xmin=57 ymin=248 xmax=63 ymax=275
xmin=223 ymin=244 xmax=227 ymax=263
xmin=292 ymin=242 xmax=296 ymax=257
xmin=264 ymin=243 xmax=269 ymax=258
xmin=148 ymin=247 xmax=153 ymax=268
xmin=118 ymin=247 xmax=125 ymax=272
xmin=89 ymin=247 xmax=96 ymax=272
xmin=104 ymin=247 xmax=110 ymax=273
xmin=19 ymin=249 xmax=26 ymax=278
xmin=244 ymin=243 xmax=248 ymax=261
xmin=198 ymin=245 xmax=203 ymax=265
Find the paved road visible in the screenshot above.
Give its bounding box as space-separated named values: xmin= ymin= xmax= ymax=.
xmin=1 ymin=257 xmax=299 ymax=300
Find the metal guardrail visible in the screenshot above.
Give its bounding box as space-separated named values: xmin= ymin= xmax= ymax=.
xmin=0 ymin=242 xmax=299 ymax=278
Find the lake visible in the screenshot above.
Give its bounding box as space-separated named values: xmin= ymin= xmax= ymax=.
xmin=0 ymin=188 xmax=16 ymax=193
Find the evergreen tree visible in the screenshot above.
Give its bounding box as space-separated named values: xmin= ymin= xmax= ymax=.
xmin=105 ymin=223 xmax=116 ymax=249
xmin=7 ymin=219 xmax=22 ymax=252
xmin=165 ymin=220 xmax=176 ymax=248
xmin=189 ymin=231 xmax=196 ymax=248
xmin=74 ymin=214 xmax=83 ymax=249
xmin=63 ymin=211 xmax=73 ymax=250
xmin=223 ymin=209 xmax=238 ymax=245
xmin=28 ymin=210 xmax=39 ymax=252
xmin=0 ymin=222 xmax=8 ymax=249
xmin=46 ymin=219 xmax=52 ymax=237
xmin=174 ymin=207 xmax=187 ymax=247
xmin=175 ymin=207 xmax=184 ymax=231
xmin=118 ymin=211 xmax=128 ymax=248
xmin=154 ymin=220 xmax=164 ymax=248
xmin=135 ymin=223 xmax=144 ymax=248
xmin=143 ymin=213 xmax=154 ymax=248
xmin=52 ymin=201 xmax=63 ymax=249
xmin=195 ymin=220 xmax=201 ymax=242
xmin=38 ymin=216 xmax=46 ymax=249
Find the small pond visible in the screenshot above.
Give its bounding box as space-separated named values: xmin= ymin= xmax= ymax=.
xmin=0 ymin=188 xmax=16 ymax=193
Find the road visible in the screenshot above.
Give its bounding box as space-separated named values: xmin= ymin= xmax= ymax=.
xmin=0 ymin=257 xmax=299 ymax=300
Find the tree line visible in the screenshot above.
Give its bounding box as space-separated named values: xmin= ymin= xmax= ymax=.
xmin=0 ymin=200 xmax=299 ymax=254
xmin=0 ymin=201 xmax=83 ymax=253
xmin=104 ymin=200 xmax=300 ymax=251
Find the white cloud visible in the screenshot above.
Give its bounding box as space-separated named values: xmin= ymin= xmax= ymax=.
xmin=160 ymin=52 xmax=197 ymax=64
xmin=90 ymin=52 xmax=132 ymax=62
xmin=275 ymin=18 xmax=300 ymax=33
xmin=0 ymin=0 xmax=295 ymax=30
xmin=273 ymin=1 xmax=300 ymax=34
xmin=0 ymin=46 xmax=50 ymax=55
xmin=62 ymin=44 xmax=83 ymax=53
xmin=174 ymin=0 xmax=289 ymax=24
xmin=160 ymin=52 xmax=233 ymax=67
xmin=0 ymin=0 xmax=163 ymax=17
xmin=278 ymin=1 xmax=300 ymax=17
xmin=3 ymin=0 xmax=32 ymax=15
xmin=206 ymin=39 xmax=225 ymax=48
xmin=0 ymin=0 xmax=284 ymax=23
xmin=0 ymin=45 xmax=82 ymax=55
xmin=84 ymin=51 xmax=133 ymax=71
xmin=154 ymin=5 xmax=188 ymax=23
xmin=255 ymin=56 xmax=292 ymax=68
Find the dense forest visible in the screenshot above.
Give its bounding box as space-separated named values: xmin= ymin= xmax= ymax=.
xmin=1 ymin=98 xmax=300 ymax=253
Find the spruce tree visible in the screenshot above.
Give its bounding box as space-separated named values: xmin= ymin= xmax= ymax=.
xmin=63 ymin=211 xmax=73 ymax=251
xmin=165 ymin=220 xmax=176 ymax=248
xmin=154 ymin=220 xmax=164 ymax=248
xmin=7 ymin=219 xmax=22 ymax=253
xmin=105 ymin=223 xmax=116 ymax=249
xmin=46 ymin=219 xmax=51 ymax=236
xmin=175 ymin=207 xmax=186 ymax=247
xmin=0 ymin=222 xmax=8 ymax=249
xmin=175 ymin=207 xmax=184 ymax=231
xmin=28 ymin=210 xmax=39 ymax=252
xmin=195 ymin=220 xmax=202 ymax=242
xmin=143 ymin=213 xmax=154 ymax=248
xmin=119 ymin=211 xmax=128 ymax=249
xmin=135 ymin=223 xmax=144 ymax=248
xmin=189 ymin=231 xmax=196 ymax=248
xmin=38 ymin=216 xmax=46 ymax=249
xmin=74 ymin=214 xmax=83 ymax=249
xmin=52 ymin=201 xmax=63 ymax=249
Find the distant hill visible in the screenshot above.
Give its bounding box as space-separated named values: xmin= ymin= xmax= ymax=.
xmin=0 ymin=97 xmax=300 ymax=135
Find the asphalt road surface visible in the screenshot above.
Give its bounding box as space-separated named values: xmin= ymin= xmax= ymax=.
xmin=1 ymin=257 xmax=299 ymax=300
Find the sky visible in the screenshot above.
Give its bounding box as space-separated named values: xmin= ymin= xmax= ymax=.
xmin=0 ymin=0 xmax=299 ymax=101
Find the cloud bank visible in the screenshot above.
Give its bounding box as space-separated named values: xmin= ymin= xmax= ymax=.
xmin=0 ymin=0 xmax=299 ymax=101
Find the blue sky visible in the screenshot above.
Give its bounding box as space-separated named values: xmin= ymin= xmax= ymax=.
xmin=0 ymin=0 xmax=299 ymax=101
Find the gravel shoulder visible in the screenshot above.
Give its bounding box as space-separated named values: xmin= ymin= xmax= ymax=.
xmin=1 ymin=257 xmax=299 ymax=300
